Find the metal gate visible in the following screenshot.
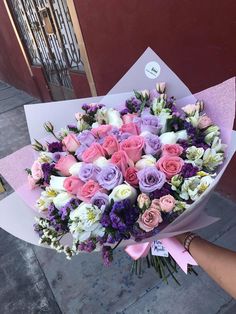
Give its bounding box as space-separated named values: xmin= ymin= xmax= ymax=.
xmin=8 ymin=0 xmax=86 ymax=100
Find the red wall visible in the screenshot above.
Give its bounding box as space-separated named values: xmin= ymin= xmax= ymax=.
xmin=0 ymin=2 xmax=40 ymax=98
xmin=75 ymin=0 xmax=236 ymax=95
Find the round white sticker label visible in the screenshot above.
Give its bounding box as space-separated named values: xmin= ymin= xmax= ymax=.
xmin=145 ymin=61 xmax=161 ymax=79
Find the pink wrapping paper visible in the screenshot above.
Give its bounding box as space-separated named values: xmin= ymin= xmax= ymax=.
xmin=0 ymin=48 xmax=235 ymax=248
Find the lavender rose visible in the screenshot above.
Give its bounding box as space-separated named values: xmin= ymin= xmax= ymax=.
xmin=97 ymin=165 xmax=123 ymax=190
xmin=137 ymin=166 xmax=166 ymax=193
xmin=144 ymin=133 xmax=161 ymax=155
xmin=75 ymin=144 xmax=87 ymax=161
xmin=91 ymin=192 xmax=109 ymax=210
xmin=77 ymin=130 xmax=96 ymax=146
xmin=78 ymin=163 xmax=101 ymax=182
xmin=140 ymin=114 xmax=161 ymax=134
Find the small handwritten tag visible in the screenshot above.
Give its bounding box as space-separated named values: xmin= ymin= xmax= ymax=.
xmin=151 ymin=240 xmax=169 ymax=257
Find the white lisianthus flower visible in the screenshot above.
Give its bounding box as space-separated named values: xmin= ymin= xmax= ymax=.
xmin=159 ymin=131 xmax=177 ymax=145
xmin=211 ymin=137 xmax=227 ymax=153
xmin=50 ymin=175 xmax=66 ymax=191
xmin=158 ymin=109 xmax=172 ymax=133
xmin=53 ymin=192 xmax=73 ymax=209
xmin=180 ymin=175 xmax=213 ymax=201
xmin=171 ymin=175 xmax=183 ymax=191
xmin=152 ymin=97 xmax=166 ymax=115
xmin=41 ymin=187 xmax=58 ymax=200
xmin=109 ymin=184 xmax=137 ymax=204
xmin=59 ymin=128 xmax=69 ymax=139
xmin=202 ymin=148 xmax=224 ymax=171
xmin=107 ymin=108 xmax=123 ymax=128
xmin=36 ymin=196 xmax=51 ymax=212
xmin=186 ymin=146 xmax=204 ymax=161
xmin=96 ymin=107 xmax=108 ymax=124
xmin=69 ymin=203 xmax=105 ymax=242
xmin=69 ymin=162 xmax=83 ymax=176
xmin=38 ymin=152 xmax=53 ymax=163
xmin=135 ymin=155 xmax=156 ymax=170
xmin=186 ymin=111 xmax=200 ymax=127
xmin=176 ymin=130 xmax=188 ymax=141
xmin=204 ymin=125 xmax=220 ymax=145
xmin=173 ymin=200 xmax=190 ymax=212
xmin=93 ymin=156 xmax=110 ymax=168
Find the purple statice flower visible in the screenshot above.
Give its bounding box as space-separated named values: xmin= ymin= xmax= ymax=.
xmin=184 ymin=121 xmax=197 ymax=138
xmin=46 ymin=203 xmax=69 ymax=233
xmin=78 ymin=163 xmax=101 ymax=182
xmin=106 ymin=231 xmax=122 ymax=244
xmin=82 ymin=103 xmax=89 ymax=111
xmin=144 ymin=133 xmax=161 ymax=156
xmin=137 ymin=166 xmax=166 ymax=193
xmin=181 ymin=163 xmax=199 ymax=178
xmin=125 ymin=97 xmax=142 ymax=113
xmin=120 ymin=108 xmax=130 ymax=116
xmin=109 ymin=199 xmax=139 ymax=232
xmin=97 ymin=165 xmax=123 ymax=190
xmin=41 ymin=163 xmax=55 ymax=184
xmin=149 ymin=182 xmax=173 ymax=200
xmin=91 ymin=192 xmax=109 ymax=210
xmin=59 ymin=198 xmax=81 ymax=221
xmin=75 ymin=143 xmax=87 ymax=160
xmin=47 ymin=141 xmax=63 ymax=153
xmin=78 ymin=239 xmax=96 ymax=252
xmin=102 ymin=246 xmax=113 ymax=266
xmin=82 ymin=103 xmax=104 ymax=115
xmin=77 ymin=130 xmax=96 ymax=147
xmin=140 ymin=113 xmax=161 ymax=134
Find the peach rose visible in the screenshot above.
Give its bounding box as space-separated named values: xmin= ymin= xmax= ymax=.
xmin=162 ymin=144 xmax=183 ymax=157
xmin=77 ymin=179 xmax=103 ymax=202
xmin=63 ymin=176 xmax=83 ymax=195
xmin=111 ymin=150 xmax=134 ymax=176
xmin=82 ymin=143 xmax=105 ymax=163
xmin=198 ymin=115 xmax=213 ymax=129
xmin=55 ymin=155 xmax=77 ymax=176
xmin=31 ymin=161 xmax=43 ymax=181
xmin=62 ymin=134 xmax=80 ymax=153
xmin=156 ymin=156 xmax=184 ymax=179
xmin=159 ymin=194 xmax=176 ymax=212
xmin=102 ymin=135 xmax=119 ymax=156
xmin=120 ymin=135 xmax=144 ymax=162
xmin=120 ymin=122 xmax=139 ymax=135
xmin=138 ymin=208 xmax=163 ymax=232
xmin=91 ymin=125 xmax=112 ymax=138
xmin=125 ymin=167 xmax=139 ymax=187
xmin=122 ymin=113 xmax=137 ymax=124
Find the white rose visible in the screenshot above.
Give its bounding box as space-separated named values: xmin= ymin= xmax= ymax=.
xmin=109 ymin=184 xmax=137 ymax=204
xmin=53 ymin=192 xmax=73 ymax=209
xmin=159 ymin=132 xmax=177 ymax=144
xmin=50 ymin=176 xmax=66 ymax=191
xmin=176 ymin=130 xmax=188 ymax=141
xmin=107 ymin=108 xmax=123 ymax=128
xmin=92 ymin=122 xmax=100 ymax=128
xmin=69 ymin=162 xmax=83 ymax=176
xmin=93 ymin=156 xmax=110 ymax=168
xmin=135 ymin=155 xmax=156 ymax=170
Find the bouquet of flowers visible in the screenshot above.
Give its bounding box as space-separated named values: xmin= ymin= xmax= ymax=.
xmin=0 ymin=48 xmax=235 ymax=282
xmin=27 ymin=83 xmax=225 ymax=278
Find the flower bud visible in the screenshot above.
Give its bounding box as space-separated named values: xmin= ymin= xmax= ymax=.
xmin=137 ymin=193 xmax=151 ymax=210
xmin=195 ymin=100 xmax=204 ymax=112
xmin=156 ymin=82 xmax=166 ymax=94
xmin=44 ymin=121 xmax=54 ymax=133
xmin=140 ymin=89 xmax=150 ymax=99
xmin=32 ymin=139 xmax=46 ymax=151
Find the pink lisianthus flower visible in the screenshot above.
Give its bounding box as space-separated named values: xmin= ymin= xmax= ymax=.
xmin=31 ymin=161 xmax=43 ymax=181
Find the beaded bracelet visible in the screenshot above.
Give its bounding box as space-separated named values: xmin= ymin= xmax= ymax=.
xmin=183 ymin=232 xmax=199 ymax=253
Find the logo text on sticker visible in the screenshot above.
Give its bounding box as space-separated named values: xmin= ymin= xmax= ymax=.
xmin=151 ymin=240 xmax=169 ymax=257
xmin=145 ymin=61 xmax=161 ymax=79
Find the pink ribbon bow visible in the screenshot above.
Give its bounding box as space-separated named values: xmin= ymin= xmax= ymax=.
xmin=125 ymin=237 xmax=197 ymax=274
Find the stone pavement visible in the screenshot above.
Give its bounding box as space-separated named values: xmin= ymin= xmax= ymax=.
xmin=0 ymin=81 xmax=235 ymax=314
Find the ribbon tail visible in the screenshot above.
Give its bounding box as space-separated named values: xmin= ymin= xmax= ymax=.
xmin=161 ymin=238 xmax=198 ymax=274
xmin=125 ymin=242 xmax=151 ymax=260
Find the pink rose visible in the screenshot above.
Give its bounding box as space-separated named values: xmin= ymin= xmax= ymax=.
xmin=62 ymin=134 xmax=80 ymax=153
xmin=120 ymin=122 xmax=139 ymax=135
xmin=28 ymin=174 xmax=37 ymax=189
xmin=125 ymin=167 xmax=139 ymax=187
xmin=77 ymin=179 xmax=103 ymax=202
xmin=63 ymin=176 xmax=83 ymax=195
xmin=55 ymin=155 xmax=77 ymax=176
xmin=122 ymin=113 xmax=138 ymax=124
xmin=91 ymin=125 xmax=112 ymax=138
xmin=159 ymin=194 xmax=176 ymax=212
xmin=156 ymin=156 xmax=184 ymax=179
xmin=198 ymin=115 xmax=213 ymax=129
xmin=120 ymin=135 xmax=144 ymax=162
xmin=111 ymin=150 xmax=134 ymax=175
xmin=31 ymin=161 xmax=43 ymax=181
xmin=102 ymin=135 xmax=119 ymax=156
xmin=162 ymin=144 xmax=183 ymax=157
xmin=138 ymin=208 xmax=163 ymax=232
xmin=82 ymin=143 xmax=105 ymax=163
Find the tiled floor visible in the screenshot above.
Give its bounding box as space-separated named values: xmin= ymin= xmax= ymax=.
xmin=0 ymin=82 xmax=235 ymax=314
